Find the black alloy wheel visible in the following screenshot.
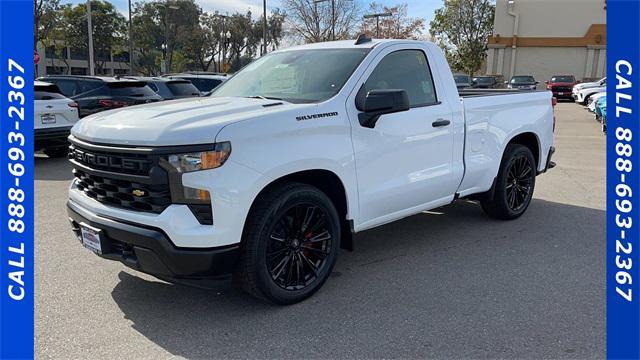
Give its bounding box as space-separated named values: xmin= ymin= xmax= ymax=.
xmin=480 ymin=144 xmax=536 ymax=220
xmin=266 ymin=203 xmax=333 ymax=291
xmin=235 ymin=183 xmax=340 ymax=304
xmin=504 ymin=154 xmax=534 ymax=212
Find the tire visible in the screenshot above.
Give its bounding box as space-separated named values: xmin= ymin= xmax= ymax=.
xmin=43 ymin=147 xmax=69 ymax=158
xmin=481 ymin=144 xmax=536 ymax=220
xmin=234 ymin=182 xmax=341 ymax=305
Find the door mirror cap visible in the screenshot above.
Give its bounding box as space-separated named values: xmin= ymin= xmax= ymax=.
xmin=357 ymin=89 xmax=410 ymax=128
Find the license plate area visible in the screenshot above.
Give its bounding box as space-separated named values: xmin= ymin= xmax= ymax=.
xmin=41 ymin=114 xmax=56 ymax=124
xmin=80 ymin=223 xmax=103 ymax=254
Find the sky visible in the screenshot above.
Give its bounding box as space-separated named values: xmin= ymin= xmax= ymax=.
xmin=66 ymin=0 xmax=443 ymax=25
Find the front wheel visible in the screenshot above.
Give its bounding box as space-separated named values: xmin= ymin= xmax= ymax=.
xmin=235 ymin=183 xmax=341 ymax=305
xmin=481 ymin=144 xmax=536 ymax=220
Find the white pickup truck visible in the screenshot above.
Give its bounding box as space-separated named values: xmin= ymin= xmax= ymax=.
xmin=67 ymin=38 xmax=555 ymax=304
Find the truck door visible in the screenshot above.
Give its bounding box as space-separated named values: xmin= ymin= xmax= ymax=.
xmin=347 ymin=46 xmax=457 ymax=227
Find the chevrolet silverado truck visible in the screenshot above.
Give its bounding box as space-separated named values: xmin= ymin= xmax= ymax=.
xmin=66 ymin=38 xmax=555 ymax=304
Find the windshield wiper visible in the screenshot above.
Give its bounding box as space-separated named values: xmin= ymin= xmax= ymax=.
xmin=245 ymin=95 xmax=285 ymax=101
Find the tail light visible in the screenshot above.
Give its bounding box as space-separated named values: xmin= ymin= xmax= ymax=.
xmin=98 ymin=99 xmax=128 ymax=108
xmin=68 ymin=101 xmax=79 ymax=109
xmin=551 ymin=97 xmax=557 ymax=107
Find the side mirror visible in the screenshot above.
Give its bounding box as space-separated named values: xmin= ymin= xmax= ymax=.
xmin=356 ymin=89 xmax=410 ymax=128
xmin=504 ymin=80 xmax=509 ymax=84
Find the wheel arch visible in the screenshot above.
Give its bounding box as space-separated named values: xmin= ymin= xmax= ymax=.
xmin=246 ymin=169 xmax=354 ymax=250
xmin=506 ymin=131 xmax=541 ymax=169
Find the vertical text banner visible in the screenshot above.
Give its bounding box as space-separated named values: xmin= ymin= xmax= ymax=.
xmin=607 ymin=0 xmax=640 ymax=359
xmin=0 ymin=0 xmax=35 ymax=358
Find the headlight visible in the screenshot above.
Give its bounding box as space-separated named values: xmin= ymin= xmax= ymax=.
xmin=164 ymin=142 xmax=231 ymax=173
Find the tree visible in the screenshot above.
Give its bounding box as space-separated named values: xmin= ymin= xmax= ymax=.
xmin=429 ymin=0 xmax=495 ymax=75
xmin=282 ymin=0 xmax=361 ymax=43
xmin=34 ymin=0 xmax=60 ymax=48
xmin=56 ymin=1 xmax=126 ymax=73
xmin=359 ymin=2 xmax=425 ymax=39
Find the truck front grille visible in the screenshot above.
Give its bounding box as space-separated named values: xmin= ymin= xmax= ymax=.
xmin=74 ymin=169 xmax=171 ymax=213
xmin=68 ymin=137 xmax=213 ymax=224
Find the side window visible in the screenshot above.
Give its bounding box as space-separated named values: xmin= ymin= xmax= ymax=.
xmin=53 ymin=80 xmax=78 ymax=97
xmin=363 ymin=50 xmax=437 ymax=107
xmin=147 ymin=83 xmax=159 ymax=92
xmin=76 ymin=80 xmax=102 ymax=95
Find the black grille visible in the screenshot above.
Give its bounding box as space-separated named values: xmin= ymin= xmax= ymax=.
xmin=69 ymin=137 xmax=214 ymax=224
xmin=74 ymin=169 xmax=171 ymax=213
xmin=553 ymin=86 xmax=572 ymax=92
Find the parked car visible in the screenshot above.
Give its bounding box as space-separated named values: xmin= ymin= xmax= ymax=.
xmin=507 ymin=75 xmax=538 ymax=90
xmin=123 ymin=76 xmax=201 ymax=100
xmin=37 ymin=75 xmax=163 ymax=117
xmin=595 ymin=96 xmax=607 ymax=132
xmin=587 ymin=91 xmax=606 ymax=112
xmin=67 ymin=38 xmax=555 ymax=304
xmin=34 ymin=81 xmax=80 ymax=157
xmin=573 ymin=77 xmax=607 ymax=90
xmin=545 ymin=74 xmax=577 ymax=100
xmin=574 ymin=83 xmax=606 ymax=105
xmin=163 ymin=72 xmax=228 ymax=93
xmin=453 ymin=74 xmax=472 ymax=89
xmin=471 ymin=75 xmax=504 ymax=89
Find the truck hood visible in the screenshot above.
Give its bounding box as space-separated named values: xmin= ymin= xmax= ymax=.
xmin=71 ymin=96 xmax=305 ymax=146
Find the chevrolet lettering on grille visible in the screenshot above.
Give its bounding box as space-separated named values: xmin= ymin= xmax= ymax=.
xmin=70 ymin=148 xmax=150 ymax=173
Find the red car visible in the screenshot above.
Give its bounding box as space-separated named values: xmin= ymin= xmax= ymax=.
xmin=545 ymin=74 xmax=578 ymax=100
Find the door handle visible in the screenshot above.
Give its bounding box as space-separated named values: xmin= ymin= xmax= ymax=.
xmin=432 ymin=119 xmax=451 ymax=127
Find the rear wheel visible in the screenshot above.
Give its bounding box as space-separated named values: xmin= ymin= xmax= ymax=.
xmin=235 ymin=183 xmax=340 ymax=305
xmin=481 ymin=144 xmax=536 ymax=220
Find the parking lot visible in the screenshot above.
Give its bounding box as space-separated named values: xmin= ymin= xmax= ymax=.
xmin=35 ymin=102 xmax=604 ymax=359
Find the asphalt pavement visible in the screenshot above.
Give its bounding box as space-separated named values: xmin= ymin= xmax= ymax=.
xmin=35 ymin=102 xmax=605 ymax=359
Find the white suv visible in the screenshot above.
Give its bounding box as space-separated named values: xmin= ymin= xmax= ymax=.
xmin=35 ymin=81 xmax=80 ymax=157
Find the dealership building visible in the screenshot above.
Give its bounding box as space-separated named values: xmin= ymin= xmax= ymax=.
xmin=486 ymin=0 xmax=606 ymax=83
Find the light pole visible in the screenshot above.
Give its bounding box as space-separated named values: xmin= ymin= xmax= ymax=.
xmin=214 ymin=13 xmax=228 ymax=72
xmin=162 ymin=1 xmax=179 ymax=74
xmin=262 ymin=0 xmax=267 ymax=55
xmin=313 ymin=0 xmax=335 ymax=41
xmin=86 ymin=0 xmax=95 ymax=75
xmin=363 ymin=12 xmax=392 ymax=38
xmin=220 ymin=30 xmax=231 ymax=72
xmin=128 ymin=0 xmax=133 ymax=75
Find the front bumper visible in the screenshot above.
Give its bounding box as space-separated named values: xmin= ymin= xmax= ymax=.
xmin=551 ymin=91 xmax=573 ymax=99
xmin=67 ymin=200 xmax=239 ymax=280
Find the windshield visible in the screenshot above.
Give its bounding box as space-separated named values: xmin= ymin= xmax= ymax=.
xmin=511 ymin=76 xmax=535 ymax=84
xmin=213 ymin=48 xmax=370 ymax=103
xmin=454 ymin=75 xmax=470 ymax=84
xmin=473 ymin=77 xmax=494 ymax=84
xmin=551 ymin=75 xmax=575 ymax=83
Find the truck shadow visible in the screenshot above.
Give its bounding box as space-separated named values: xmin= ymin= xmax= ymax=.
xmin=110 ymin=199 xmax=605 ymax=359
xmin=35 ymin=155 xmax=74 ymax=181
